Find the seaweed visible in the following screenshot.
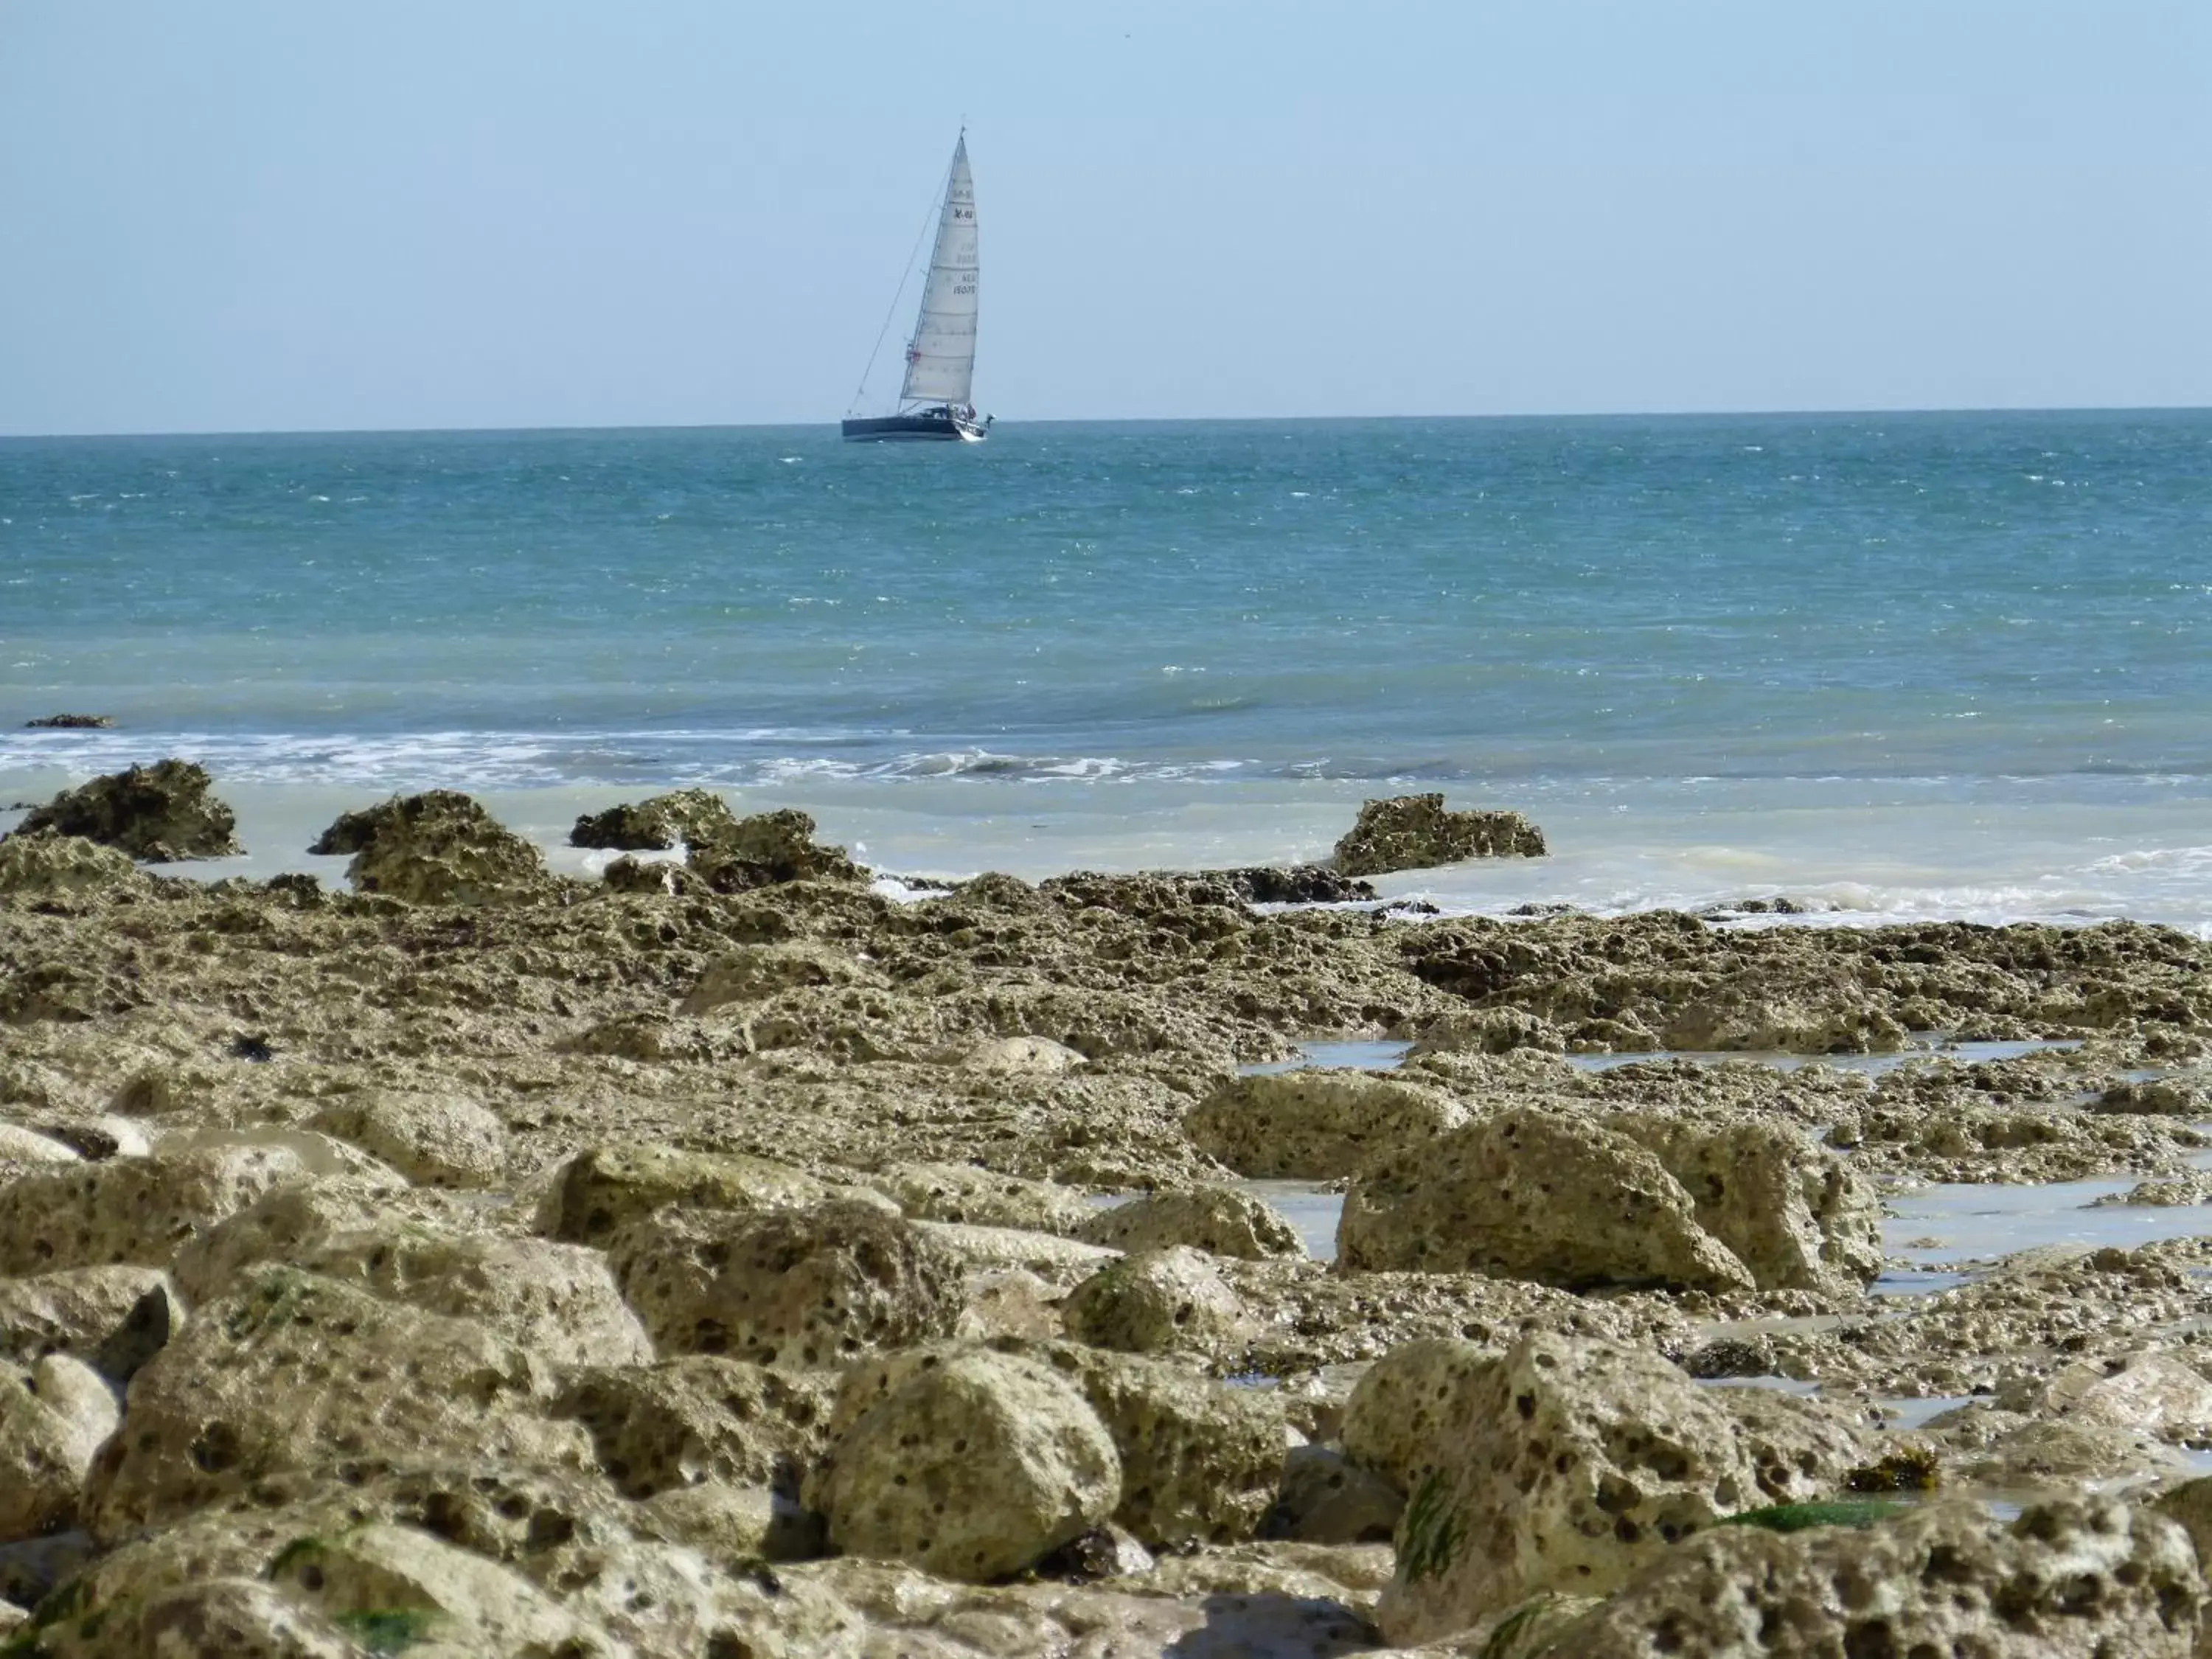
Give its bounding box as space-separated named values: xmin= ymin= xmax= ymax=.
xmin=1722 ymin=1499 xmax=1905 ymax=1534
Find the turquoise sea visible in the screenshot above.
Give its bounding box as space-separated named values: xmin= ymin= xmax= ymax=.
xmin=4 ymin=411 xmax=2211 ymax=928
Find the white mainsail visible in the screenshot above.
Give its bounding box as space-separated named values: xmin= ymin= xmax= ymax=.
xmin=899 ymin=137 xmax=978 ymax=407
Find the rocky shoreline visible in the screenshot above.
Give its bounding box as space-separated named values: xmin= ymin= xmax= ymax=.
xmin=3 ymin=774 xmax=2212 ymax=1653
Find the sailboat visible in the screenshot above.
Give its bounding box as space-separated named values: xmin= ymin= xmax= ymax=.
xmin=842 ymin=134 xmax=991 ymax=442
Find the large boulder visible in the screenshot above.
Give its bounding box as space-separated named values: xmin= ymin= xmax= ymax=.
xmin=1027 ymin=1342 xmax=1286 ymax=1548
xmin=1337 ymin=1107 xmax=1755 ymax=1292
xmin=536 ymin=1142 xmax=888 ymax=1246
xmin=1076 ymin=1185 xmax=1305 ymax=1261
xmin=863 ymin=1161 xmax=1096 ymax=1234
xmin=1184 ymin=1069 xmax=1468 ymax=1180
xmin=1539 ymin=1498 xmax=2201 ymax=1658
xmin=570 ymin=787 xmax=741 ymax=851
xmin=1267 ymin=1444 xmax=1406 ymax=1545
xmin=0 ymin=833 xmax=149 ymax=901
xmin=1061 ymin=1246 xmax=1251 ymax=1356
xmin=0 ymin=1145 xmax=305 ymax=1276
xmin=1332 ymin=793 xmax=1545 ymax=877
xmin=1371 ymin=1332 xmax=1868 ymax=1642
xmin=10 ymin=759 xmax=240 ymax=860
xmin=552 ymin=1356 xmax=836 ymax=1498
xmin=287 ymin=1228 xmax=654 ymax=1368
xmin=0 ymin=1354 xmax=119 ymax=1542
xmin=309 ymin=790 xmax=547 ymax=905
xmin=305 ymin=1089 xmax=507 ymax=1188
xmin=83 ymin=1265 xmax=588 ymax=1541
xmin=807 ymin=1347 xmax=1119 ymax=1581
xmin=686 ymin=807 xmax=867 ymax=890
xmin=610 ymin=1200 xmax=962 ymax=1367
xmin=1340 ymin=1336 xmax=1497 ymax=1494
xmin=1606 ymin=1116 xmax=1883 ymax=1293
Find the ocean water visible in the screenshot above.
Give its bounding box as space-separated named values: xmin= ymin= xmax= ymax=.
xmin=4 ymin=411 xmax=2211 ymax=927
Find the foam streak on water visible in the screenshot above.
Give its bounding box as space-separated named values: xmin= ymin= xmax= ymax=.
xmin=4 ymin=413 xmax=2211 ymax=925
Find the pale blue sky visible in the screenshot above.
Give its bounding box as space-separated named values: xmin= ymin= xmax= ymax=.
xmin=2 ymin=1 xmax=2207 ymax=434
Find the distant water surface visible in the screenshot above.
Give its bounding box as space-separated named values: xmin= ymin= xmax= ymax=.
xmin=4 ymin=412 xmax=2211 ymax=927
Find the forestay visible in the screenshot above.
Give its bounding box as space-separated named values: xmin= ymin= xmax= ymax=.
xmin=900 ymin=137 xmax=979 ymax=406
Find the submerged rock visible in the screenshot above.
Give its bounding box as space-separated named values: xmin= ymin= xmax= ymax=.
xmin=21 ymin=714 xmax=113 ymax=729
xmin=568 ymin=786 xmax=741 ymax=850
xmin=807 ymin=1347 xmax=1119 ymax=1582
xmin=10 ymin=759 xmax=240 ymax=861
xmin=309 ymin=789 xmax=548 ymax=905
xmin=1332 ymin=793 xmax=1545 ymax=877
xmin=1337 ymin=1107 xmax=1756 ymax=1292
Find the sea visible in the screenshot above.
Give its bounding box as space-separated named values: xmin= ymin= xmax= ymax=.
xmin=4 ymin=411 xmax=2211 ymax=932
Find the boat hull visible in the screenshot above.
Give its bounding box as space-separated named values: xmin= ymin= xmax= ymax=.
xmin=841 ymin=408 xmax=988 ymax=443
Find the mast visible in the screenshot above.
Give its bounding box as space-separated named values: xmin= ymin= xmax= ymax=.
xmin=899 ymin=135 xmax=978 ymax=408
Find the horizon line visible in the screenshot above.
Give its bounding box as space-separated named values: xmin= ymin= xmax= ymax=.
xmin=4 ymin=401 xmax=2210 ymax=443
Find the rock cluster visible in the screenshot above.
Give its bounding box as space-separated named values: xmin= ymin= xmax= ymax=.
xmin=8 ymin=759 xmax=240 ymax=860
xmin=568 ymin=787 xmax=741 ymax=851
xmin=2 ymin=782 xmax=2212 ymax=1651
xmin=1333 ymin=791 xmax=1547 ymax=876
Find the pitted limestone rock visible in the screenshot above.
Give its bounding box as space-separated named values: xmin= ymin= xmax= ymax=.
xmin=569 ymin=787 xmax=741 ymax=851
xmin=268 ymin=1523 xmax=618 ymax=1658
xmin=1605 ymin=1114 xmax=1883 ymax=1293
xmin=0 ymin=1144 xmax=307 ymax=1276
xmin=552 ymin=1355 xmax=837 ymax=1498
xmin=0 ymin=1354 xmax=119 ymax=1543
xmin=1183 ymin=1068 xmax=1468 ymax=1180
xmin=536 ymin=1141 xmax=892 ymax=1247
xmin=311 ymin=789 xmax=549 ymax=905
xmin=0 ymin=1265 xmax=181 ymax=1382
xmin=609 ymin=1199 xmax=962 ymax=1368
xmin=1337 ymin=1107 xmax=1755 ymax=1292
xmin=1061 ymin=1245 xmax=1251 ymax=1357
xmin=1340 ymin=1337 xmax=1498 ymax=1494
xmin=1027 ymin=1341 xmax=1287 ymax=1547
xmin=1374 ymin=1331 xmax=1869 ymax=1642
xmin=305 ymin=1089 xmax=507 ymax=1188
xmin=1332 ymin=793 xmax=1545 ymax=877
xmin=19 ymin=1576 xmax=366 ymax=1658
xmin=0 ymin=833 xmax=150 ymax=901
xmin=1075 ymin=1184 xmax=1306 ymax=1261
xmin=1267 ymin=1444 xmax=1407 ymax=1544
xmin=807 ymin=1347 xmax=1119 ymax=1582
xmin=1536 ymin=1497 xmax=2201 ymax=1659
xmin=685 ymin=807 xmax=868 ymax=890
xmin=10 ymin=759 xmax=241 ymax=862
xmin=864 ymin=1161 xmax=1096 ymax=1234
xmin=678 ymin=941 xmax=883 ymax=1015
xmin=287 ymin=1228 xmax=654 ymax=1368
xmin=83 ymin=1265 xmax=589 ymax=1543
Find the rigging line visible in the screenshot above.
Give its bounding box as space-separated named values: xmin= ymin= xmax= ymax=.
xmin=846 ymin=150 xmax=957 ymax=417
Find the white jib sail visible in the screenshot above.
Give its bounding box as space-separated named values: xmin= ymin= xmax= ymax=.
xmin=900 ymin=137 xmax=978 ymax=407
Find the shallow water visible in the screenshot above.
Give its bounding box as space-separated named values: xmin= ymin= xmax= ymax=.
xmin=1883 ymin=1176 xmax=2212 ymax=1267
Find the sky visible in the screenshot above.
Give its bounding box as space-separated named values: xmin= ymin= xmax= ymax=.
xmin=2 ymin=1 xmax=2208 ymax=434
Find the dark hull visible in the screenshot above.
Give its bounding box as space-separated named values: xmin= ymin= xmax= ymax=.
xmin=841 ymin=408 xmax=987 ymax=443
